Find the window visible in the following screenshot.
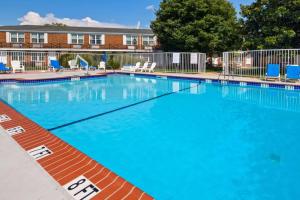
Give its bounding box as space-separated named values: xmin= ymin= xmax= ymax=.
xmin=31 ymin=33 xmax=44 ymax=43
xmin=143 ymin=35 xmax=155 ymax=46
xmin=90 ymin=34 xmax=102 ymax=45
xmin=10 ymin=32 xmax=24 ymax=43
xmin=126 ymin=35 xmax=138 ymax=45
xmin=31 ymin=53 xmax=45 ymax=62
xmin=71 ymin=34 xmax=84 ymax=44
xmin=12 ymin=52 xmax=24 ymax=61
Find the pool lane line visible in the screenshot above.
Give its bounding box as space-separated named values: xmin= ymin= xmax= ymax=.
xmin=47 ymin=82 xmax=200 ymax=132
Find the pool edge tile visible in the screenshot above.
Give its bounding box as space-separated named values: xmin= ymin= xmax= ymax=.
xmin=0 ymin=100 xmax=153 ymax=200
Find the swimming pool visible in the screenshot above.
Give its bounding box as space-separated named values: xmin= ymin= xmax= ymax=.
xmin=1 ymin=74 xmax=300 ymax=200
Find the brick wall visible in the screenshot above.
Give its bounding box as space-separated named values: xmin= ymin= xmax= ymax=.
xmin=25 ymin=33 xmax=30 ymax=45
xmin=83 ymin=34 xmax=90 ymax=49
xmin=0 ymin=31 xmax=157 ymax=50
xmin=0 ymin=32 xmax=6 ymax=44
xmin=105 ymin=35 xmax=126 ymax=49
xmin=47 ymin=33 xmax=69 ymax=48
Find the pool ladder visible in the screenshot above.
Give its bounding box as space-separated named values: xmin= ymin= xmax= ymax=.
xmin=217 ymin=71 xmax=234 ymax=82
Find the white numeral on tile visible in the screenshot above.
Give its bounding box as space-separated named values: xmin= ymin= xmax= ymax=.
xmin=0 ymin=114 xmax=11 ymax=123
xmin=205 ymin=79 xmax=212 ymax=83
xmin=285 ymin=85 xmax=294 ymax=91
xmin=240 ymin=82 xmax=247 ymax=86
xmin=261 ymin=83 xmax=269 ymax=88
xmin=27 ymin=145 xmax=52 ymax=160
xmin=64 ymin=175 xmax=100 ymax=200
xmin=157 ymin=76 xmax=167 ymax=79
xmin=6 ymin=126 xmax=25 ymax=136
xmin=221 ymin=80 xmax=228 ymax=85
xmin=71 ymin=77 xmax=80 ymax=81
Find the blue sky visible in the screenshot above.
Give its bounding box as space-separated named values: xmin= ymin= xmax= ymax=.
xmin=0 ymin=0 xmax=254 ymax=28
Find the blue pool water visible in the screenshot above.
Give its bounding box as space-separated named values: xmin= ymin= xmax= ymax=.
xmin=1 ymin=74 xmax=300 ymax=200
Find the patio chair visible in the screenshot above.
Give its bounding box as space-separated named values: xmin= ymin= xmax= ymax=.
xmin=68 ymin=59 xmax=79 ymax=70
xmin=286 ymin=65 xmax=300 ymax=82
xmin=121 ymin=62 xmax=141 ymax=72
xmin=135 ymin=62 xmax=149 ymax=72
xmin=98 ymin=61 xmax=106 ymax=71
xmin=0 ymin=63 xmax=12 ymax=73
xmin=80 ymin=60 xmax=96 ymax=71
xmin=50 ymin=60 xmax=64 ymax=71
xmin=11 ymin=61 xmax=25 ymax=73
xmin=130 ymin=62 xmax=142 ymax=72
xmin=144 ymin=62 xmax=157 ymax=73
xmin=265 ymin=64 xmax=280 ymax=80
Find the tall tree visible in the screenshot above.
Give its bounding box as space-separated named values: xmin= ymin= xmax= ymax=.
xmin=151 ymin=0 xmax=241 ymax=55
xmin=241 ymin=0 xmax=300 ymax=49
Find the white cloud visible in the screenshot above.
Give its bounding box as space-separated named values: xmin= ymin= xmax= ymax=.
xmin=18 ymin=11 xmax=131 ymax=28
xmin=146 ymin=5 xmax=155 ymax=12
xmin=136 ymin=21 xmax=141 ymax=29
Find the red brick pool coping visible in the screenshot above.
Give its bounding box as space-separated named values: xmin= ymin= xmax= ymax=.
xmin=0 ymin=101 xmax=153 ymax=200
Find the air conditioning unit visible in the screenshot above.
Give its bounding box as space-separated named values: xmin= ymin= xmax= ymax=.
xmin=12 ymin=43 xmax=23 ymax=48
xmin=72 ymin=45 xmax=82 ymax=49
xmin=144 ymin=46 xmax=153 ymax=50
xmin=32 ymin=44 xmax=43 ymax=48
xmin=91 ymin=45 xmax=100 ymax=49
xmin=128 ymin=46 xmax=136 ymax=50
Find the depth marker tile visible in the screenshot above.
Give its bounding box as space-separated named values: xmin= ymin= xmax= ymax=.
xmin=6 ymin=126 xmax=25 ymax=136
xmin=63 ymin=175 xmax=100 ymax=200
xmin=27 ymin=145 xmax=53 ymax=160
xmin=0 ymin=114 xmax=11 ymax=123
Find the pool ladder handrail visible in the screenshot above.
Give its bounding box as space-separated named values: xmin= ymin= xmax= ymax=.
xmin=217 ymin=71 xmax=234 ymax=82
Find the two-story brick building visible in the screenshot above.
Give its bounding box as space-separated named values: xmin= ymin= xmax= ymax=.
xmin=0 ymin=25 xmax=158 ymax=69
xmin=0 ymin=25 xmax=157 ymax=52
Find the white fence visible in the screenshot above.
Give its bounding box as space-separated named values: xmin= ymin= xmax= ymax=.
xmin=0 ymin=51 xmax=206 ymax=73
xmin=108 ymin=52 xmax=206 ymax=73
xmin=0 ymin=51 xmax=55 ymax=71
xmin=223 ymin=49 xmax=300 ymax=78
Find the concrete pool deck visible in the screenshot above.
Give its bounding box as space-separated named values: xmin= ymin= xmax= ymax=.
xmin=0 ymin=127 xmax=72 ymax=200
xmin=0 ymin=70 xmax=107 ymax=80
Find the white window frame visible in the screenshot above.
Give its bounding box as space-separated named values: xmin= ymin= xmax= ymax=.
xmin=31 ymin=53 xmax=45 ymax=62
xmin=71 ymin=33 xmax=84 ymax=44
xmin=89 ymin=34 xmax=102 ymax=45
xmin=126 ymin=35 xmax=138 ymax=45
xmin=31 ymin=33 xmax=45 ymax=43
xmin=10 ymin=32 xmax=25 ymax=43
xmin=142 ymin=35 xmax=155 ymax=46
xmin=11 ymin=52 xmax=24 ymax=62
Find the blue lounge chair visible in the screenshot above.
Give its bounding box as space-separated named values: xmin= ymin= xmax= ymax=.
xmin=286 ymin=65 xmax=300 ymax=81
xmin=50 ymin=60 xmax=64 ymax=71
xmin=265 ymin=64 xmax=280 ymax=80
xmin=0 ymin=63 xmax=12 ymax=73
xmin=80 ymin=60 xmax=96 ymax=71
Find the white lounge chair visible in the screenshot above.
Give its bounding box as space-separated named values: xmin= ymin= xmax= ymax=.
xmin=11 ymin=61 xmax=25 ymax=73
xmin=68 ymin=59 xmax=79 ymax=70
xmin=121 ymin=62 xmax=141 ymax=72
xmin=98 ymin=61 xmax=106 ymax=71
xmin=135 ymin=62 xmax=149 ymax=72
xmin=144 ymin=62 xmax=157 ymax=73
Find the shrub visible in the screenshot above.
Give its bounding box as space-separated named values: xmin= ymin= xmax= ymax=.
xmin=59 ymin=54 xmax=75 ymax=68
xmin=107 ymin=55 xmax=120 ymax=69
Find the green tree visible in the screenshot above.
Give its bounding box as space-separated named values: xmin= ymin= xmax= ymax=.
xmin=241 ymin=0 xmax=300 ymax=49
xmin=151 ymin=0 xmax=241 ymax=55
